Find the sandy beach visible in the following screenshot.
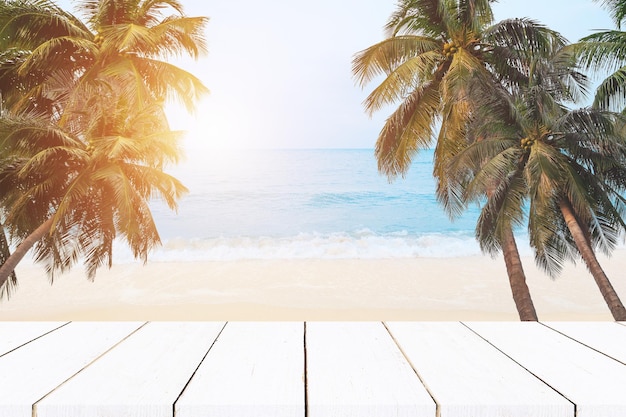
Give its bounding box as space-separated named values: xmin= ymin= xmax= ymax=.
xmin=2 ymin=250 xmax=625 ymax=321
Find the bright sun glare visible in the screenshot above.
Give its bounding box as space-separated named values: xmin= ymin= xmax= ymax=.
xmin=166 ymin=99 xmax=243 ymax=152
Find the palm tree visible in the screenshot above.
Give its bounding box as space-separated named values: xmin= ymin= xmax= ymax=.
xmin=352 ymin=0 xmax=564 ymax=320
xmin=62 ymin=0 xmax=209 ymax=121
xmin=0 ymin=0 xmax=208 ymax=120
xmin=0 ymin=0 xmax=94 ymax=296
xmin=0 ymin=0 xmax=208 ymax=294
xmin=0 ymin=0 xmax=94 ymax=116
xmin=0 ymin=93 xmax=187 ymax=292
xmin=452 ymin=50 xmax=626 ymax=320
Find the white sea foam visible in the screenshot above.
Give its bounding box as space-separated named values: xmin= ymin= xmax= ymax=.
xmin=110 ymin=230 xmax=517 ymax=263
xmin=118 ymin=150 xmax=540 ymax=263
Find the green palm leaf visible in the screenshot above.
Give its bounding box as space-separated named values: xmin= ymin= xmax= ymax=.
xmin=375 ymin=79 xmax=442 ymax=177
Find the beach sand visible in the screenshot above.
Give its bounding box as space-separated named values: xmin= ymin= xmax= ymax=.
xmin=1 ymin=251 xmax=626 ymax=321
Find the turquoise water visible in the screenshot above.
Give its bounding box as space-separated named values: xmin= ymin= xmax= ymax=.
xmin=142 ymin=148 xmax=503 ymax=261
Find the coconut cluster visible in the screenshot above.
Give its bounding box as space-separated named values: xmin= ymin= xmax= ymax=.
xmin=520 ymin=137 xmax=536 ymax=151
xmin=94 ymin=34 xmax=103 ymax=48
xmin=442 ymin=42 xmax=460 ymax=58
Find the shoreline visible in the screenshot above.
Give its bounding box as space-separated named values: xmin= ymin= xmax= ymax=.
xmin=1 ymin=253 xmax=625 ymax=321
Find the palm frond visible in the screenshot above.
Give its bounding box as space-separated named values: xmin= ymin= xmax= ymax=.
xmin=596 ymin=0 xmax=626 ymax=28
xmin=138 ymin=1 xmax=187 ymax=25
xmin=462 ymin=146 xmax=522 ymax=203
xmin=524 ymin=141 xmax=566 ymax=201
xmin=576 ymin=30 xmax=626 ymax=73
xmin=374 ymin=79 xmax=442 ymax=178
xmin=433 ymin=96 xmax=472 ymax=216
xmin=485 ymin=18 xmax=566 ymax=58
xmin=121 ymin=163 xmax=187 ymax=210
xmin=475 ymin=170 xmax=527 ymax=256
xmin=362 ymin=50 xmax=441 ymax=115
xmin=18 ymin=36 xmax=95 ymax=78
xmin=125 ymin=55 xmax=209 ymax=111
xmin=352 ymin=35 xmax=441 ymax=88
xmin=384 ymin=0 xmax=446 ymax=37
xmin=0 ymin=0 xmax=91 ymax=50
xmin=456 ymin=0 xmax=494 ymax=32
xmin=528 ymin=200 xmax=573 ymax=278
xmin=592 ymin=66 xmax=626 ymax=110
xmin=147 ymin=15 xmax=209 ymax=59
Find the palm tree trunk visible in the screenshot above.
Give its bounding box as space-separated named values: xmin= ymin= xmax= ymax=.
xmin=0 ymin=224 xmax=16 ymax=282
xmin=559 ymin=199 xmax=626 ymax=321
xmin=501 ymin=224 xmax=538 ymax=321
xmin=0 ymin=224 xmax=17 ymax=299
xmin=0 ymin=216 xmax=55 ymax=291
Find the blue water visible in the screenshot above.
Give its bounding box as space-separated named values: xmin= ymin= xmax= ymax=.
xmin=139 ymin=148 xmax=501 ymax=261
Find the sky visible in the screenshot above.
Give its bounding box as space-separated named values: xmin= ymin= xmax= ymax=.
xmin=59 ymin=0 xmax=617 ymax=151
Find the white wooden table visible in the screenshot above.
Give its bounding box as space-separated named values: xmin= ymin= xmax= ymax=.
xmin=1 ymin=321 xmax=625 ymax=417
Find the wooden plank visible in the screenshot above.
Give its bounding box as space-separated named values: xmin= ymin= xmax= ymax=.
xmin=544 ymin=322 xmax=626 ymax=364
xmin=35 ymin=321 xmax=225 ymax=417
xmin=0 ymin=322 xmax=68 ymax=357
xmin=175 ymin=322 xmax=304 ymax=417
xmin=0 ymin=321 xmax=144 ymax=417
xmin=386 ymin=322 xmax=572 ymax=417
xmin=466 ymin=322 xmax=626 ymax=417
xmin=306 ymin=322 xmax=435 ymax=417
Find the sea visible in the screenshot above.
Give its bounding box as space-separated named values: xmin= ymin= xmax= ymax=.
xmin=136 ymin=148 xmax=531 ymax=263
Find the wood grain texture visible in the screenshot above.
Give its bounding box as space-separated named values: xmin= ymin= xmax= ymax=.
xmin=176 ymin=322 xmax=305 ymax=417
xmin=466 ymin=322 xmax=626 ymax=417
xmin=386 ymin=322 xmax=573 ymax=417
xmin=0 ymin=321 xmax=144 ymax=417
xmin=0 ymin=322 xmax=67 ymax=356
xmin=544 ymin=321 xmax=626 ymax=364
xmin=1 ymin=322 xmax=625 ymax=417
xmin=306 ymin=321 xmax=435 ymax=417
xmin=35 ymin=322 xmax=225 ymax=417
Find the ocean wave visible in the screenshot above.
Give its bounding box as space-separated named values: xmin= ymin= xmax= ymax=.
xmin=306 ymin=191 xmax=407 ymax=207
xmin=110 ymin=230 xmax=519 ymax=263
